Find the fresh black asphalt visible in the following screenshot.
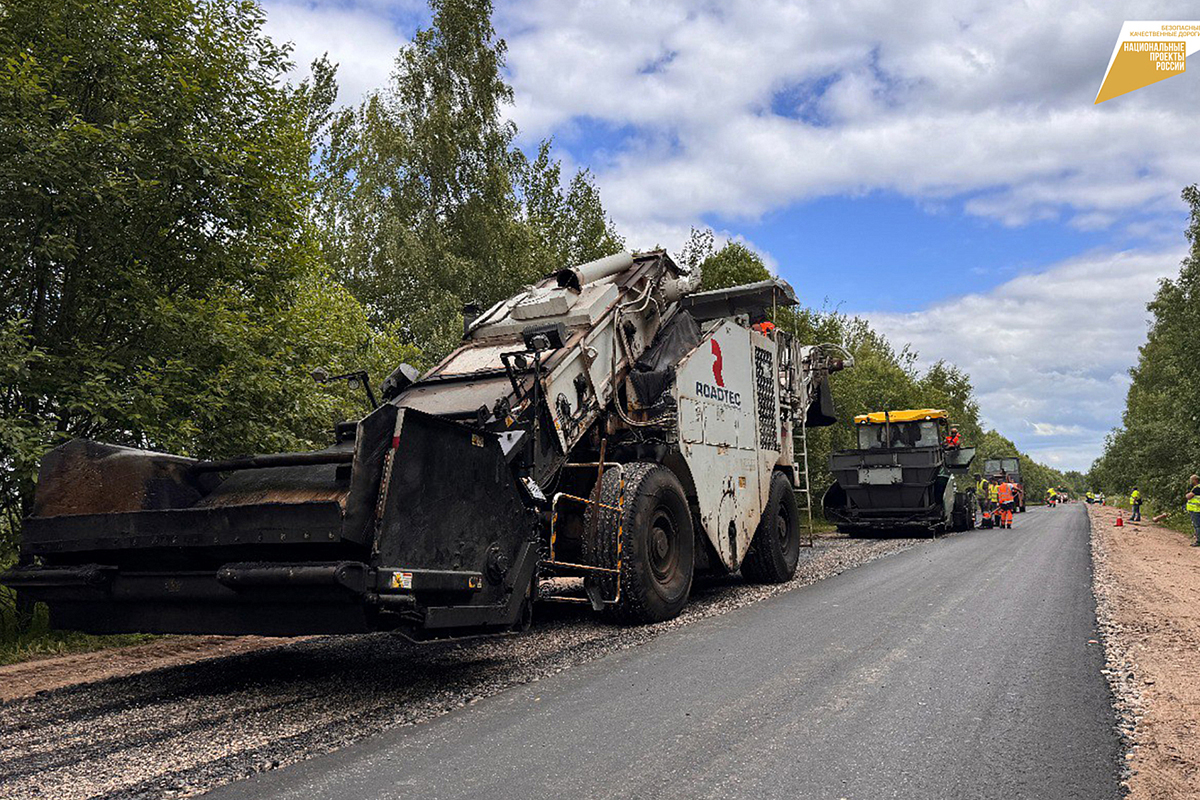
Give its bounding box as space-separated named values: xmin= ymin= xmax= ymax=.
xmin=208 ymin=504 xmax=1121 ymax=800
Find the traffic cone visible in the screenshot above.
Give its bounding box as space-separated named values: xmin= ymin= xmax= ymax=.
xmin=1115 ymin=516 xmax=1123 ymax=527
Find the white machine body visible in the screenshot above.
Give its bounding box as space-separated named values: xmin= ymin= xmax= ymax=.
xmin=419 ymin=250 xmax=844 ymax=575
xmin=675 ymin=321 xmax=787 ymax=570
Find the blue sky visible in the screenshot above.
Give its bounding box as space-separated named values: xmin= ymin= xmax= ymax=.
xmin=705 ymin=194 xmax=1140 ymax=312
xmin=262 ymin=0 xmax=1200 ymax=470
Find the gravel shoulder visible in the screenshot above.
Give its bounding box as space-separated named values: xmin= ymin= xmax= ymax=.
xmin=0 ymin=635 xmax=294 ymax=703
xmin=0 ymin=534 xmax=920 ymax=800
xmin=1088 ymin=502 xmax=1200 ymax=799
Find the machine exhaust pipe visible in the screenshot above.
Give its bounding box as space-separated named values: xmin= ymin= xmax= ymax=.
xmin=555 ymin=251 xmax=634 ymax=291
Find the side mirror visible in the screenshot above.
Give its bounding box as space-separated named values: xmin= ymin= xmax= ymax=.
xmin=311 ymin=367 xmax=378 ymax=408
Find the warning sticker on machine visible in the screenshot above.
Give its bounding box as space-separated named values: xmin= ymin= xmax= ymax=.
xmin=390 ymin=571 xmax=414 ymax=590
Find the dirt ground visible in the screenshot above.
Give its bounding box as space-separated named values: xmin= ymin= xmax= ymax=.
xmin=1088 ymin=502 xmax=1200 ymax=799
xmin=0 ymin=635 xmax=292 ymax=702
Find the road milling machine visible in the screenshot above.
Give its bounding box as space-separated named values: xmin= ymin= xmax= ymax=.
xmin=3 ymin=251 xmax=851 ymax=638
xmin=822 ymin=409 xmax=977 ymax=536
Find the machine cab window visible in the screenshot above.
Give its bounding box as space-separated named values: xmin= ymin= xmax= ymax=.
xmin=859 ymin=424 xmax=889 ymax=450
xmin=857 ymin=419 xmax=942 ymax=449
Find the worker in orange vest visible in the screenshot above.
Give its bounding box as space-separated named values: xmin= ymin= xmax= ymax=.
xmin=997 ymin=479 xmax=1015 ymax=529
xmin=943 ymin=427 xmax=961 ymax=448
xmin=751 ymin=320 xmax=776 ymax=335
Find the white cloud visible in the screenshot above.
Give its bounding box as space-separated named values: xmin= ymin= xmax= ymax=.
xmin=488 ymin=0 xmax=1198 ymax=468
xmin=254 ymin=1 xmax=1196 ymax=469
xmin=866 ymin=247 xmax=1185 ymax=470
xmin=1030 ymin=422 xmax=1086 ymax=437
xmin=260 ymin=0 xmax=418 ymax=104
xmin=259 ymin=2 xmax=1200 ymax=241
xmin=497 ymin=0 xmax=1200 ymax=240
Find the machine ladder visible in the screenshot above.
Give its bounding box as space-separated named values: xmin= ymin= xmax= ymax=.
xmin=796 ymin=420 xmax=816 ymax=547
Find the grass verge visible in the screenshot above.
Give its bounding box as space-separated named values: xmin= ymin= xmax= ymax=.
xmin=1 ymin=585 xmax=155 ymax=667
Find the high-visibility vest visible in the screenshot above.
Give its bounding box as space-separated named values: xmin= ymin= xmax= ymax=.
xmin=1130 ymin=490 xmax=1140 ymax=504
xmin=1187 ymin=486 xmax=1200 ymax=513
xmin=977 ymin=479 xmax=989 ymax=495
xmin=988 ymin=484 xmax=1000 ymax=502
xmin=997 ymin=483 xmax=1014 ymax=503
xmin=944 ymin=433 xmax=960 ymax=447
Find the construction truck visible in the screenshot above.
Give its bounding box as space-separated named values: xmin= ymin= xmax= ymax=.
xmin=983 ymin=457 xmax=1026 ymax=512
xmin=822 ymin=409 xmax=977 ymax=536
xmin=2 ymin=251 xmax=850 ymax=638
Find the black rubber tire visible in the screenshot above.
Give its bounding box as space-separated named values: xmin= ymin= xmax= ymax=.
xmin=949 ymin=493 xmax=970 ymax=532
xmin=742 ymin=471 xmax=802 ymax=583
xmin=584 ymin=462 xmax=694 ymax=623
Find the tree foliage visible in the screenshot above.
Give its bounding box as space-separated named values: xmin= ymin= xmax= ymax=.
xmin=314 ymin=0 xmax=622 ymax=361
xmin=0 ymin=0 xmax=408 ymax=557
xmin=1090 ymin=185 xmax=1200 ymax=516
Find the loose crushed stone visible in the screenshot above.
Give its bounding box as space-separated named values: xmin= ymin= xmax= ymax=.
xmin=1088 ymin=508 xmax=1142 ymax=795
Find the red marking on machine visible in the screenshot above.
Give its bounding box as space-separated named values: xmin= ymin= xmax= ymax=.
xmin=711 ymin=339 xmax=724 ymax=387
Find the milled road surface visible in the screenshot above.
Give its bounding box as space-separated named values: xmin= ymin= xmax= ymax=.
xmin=210 ymin=505 xmax=1121 ymax=800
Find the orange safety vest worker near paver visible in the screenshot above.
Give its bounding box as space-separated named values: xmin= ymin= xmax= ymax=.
xmin=997 ymin=481 xmax=1015 ymax=529
xmin=944 ymin=427 xmax=961 ymax=448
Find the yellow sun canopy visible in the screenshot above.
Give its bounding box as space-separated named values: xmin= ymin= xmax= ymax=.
xmin=854 ymin=408 xmax=949 ymax=425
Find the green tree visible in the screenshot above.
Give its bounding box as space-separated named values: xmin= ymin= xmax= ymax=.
xmin=315 ymin=0 xmax=622 ymax=362
xmin=677 ymin=228 xmax=773 ymax=291
xmin=0 ymin=0 xmax=405 ymax=558
xmin=1061 ymin=471 xmax=1088 ymax=495
xmin=518 ymin=141 xmax=623 ymax=276
xmin=1090 ymin=185 xmax=1200 ymax=517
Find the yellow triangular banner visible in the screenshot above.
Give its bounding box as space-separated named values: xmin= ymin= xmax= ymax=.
xmin=1096 ymin=41 xmax=1187 ymax=103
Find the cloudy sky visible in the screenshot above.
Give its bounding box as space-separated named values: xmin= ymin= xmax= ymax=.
xmin=262 ymin=0 xmax=1200 ymax=471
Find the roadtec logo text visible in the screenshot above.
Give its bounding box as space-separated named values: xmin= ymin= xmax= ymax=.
xmin=695 ymin=381 xmax=741 ymax=407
